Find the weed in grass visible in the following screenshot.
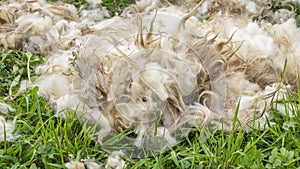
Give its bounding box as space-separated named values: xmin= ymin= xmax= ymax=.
xmin=0 ymin=50 xmax=44 ymax=97
xmin=48 ymin=0 xmax=89 ymax=9
xmin=102 ymin=0 xmax=135 ymax=16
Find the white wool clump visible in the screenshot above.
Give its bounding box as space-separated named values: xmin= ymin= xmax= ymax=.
xmin=54 ymin=94 xmax=112 ymax=137
xmin=261 ymin=18 xmax=300 ymax=83
xmin=193 ymin=11 xmax=299 ymax=131
xmin=273 ymin=9 xmax=295 ymax=23
xmin=65 ymin=161 xmax=85 ymax=169
xmin=155 ymin=127 xmax=177 ymax=145
xmin=65 ymin=159 xmax=104 ymax=169
xmin=236 ymin=0 xmax=257 ymax=13
xmin=34 ymin=48 xmax=78 ymax=74
xmin=15 ymin=13 xmax=53 ymax=35
xmin=65 ymin=155 xmax=124 ymax=169
xmin=235 ymin=0 xmax=257 ymax=14
xmin=269 ymin=18 xmax=300 ymax=55
xmin=234 ymin=22 xmax=277 ymax=58
xmin=0 ymin=0 xmax=107 ymax=53
xmin=136 ymin=0 xmax=161 ymax=12
xmin=220 ymin=83 xmax=289 ymax=132
xmin=235 ymin=0 xmax=247 ymax=4
xmin=80 ymin=8 xmax=110 ymax=22
xmin=0 ymin=102 xmax=18 ymax=142
xmin=86 ymin=0 xmax=103 ymax=6
xmin=143 ymin=63 xmax=170 ymax=101
xmin=84 ymin=159 xmax=103 ymax=169
xmin=105 ymin=151 xmax=125 ymax=169
xmin=170 ymin=0 xmax=257 ymax=19
xmin=80 ymin=0 xmax=110 ymax=22
xmin=225 ymin=72 xmax=261 ymax=100
xmin=275 ymin=103 xmax=296 ymax=117
xmin=33 ymin=74 xmax=71 ymax=97
xmin=198 ymin=1 xmax=211 ymax=14
xmin=245 ymin=1 xmax=257 ymax=14
xmin=54 ymin=94 xmax=83 ymax=116
xmin=0 ymin=116 xmax=19 ymax=142
xmin=198 ymin=16 xmax=278 ymax=59
xmin=0 ymin=102 xmax=16 ymax=114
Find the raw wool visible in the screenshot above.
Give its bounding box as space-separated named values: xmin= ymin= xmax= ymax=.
xmin=80 ymin=0 xmax=110 ymax=22
xmin=0 ymin=0 xmax=107 ymax=53
xmin=273 ymin=9 xmax=295 ymax=24
xmin=220 ymin=83 xmax=289 ymax=132
xmin=65 ymin=161 xmax=85 ymax=169
xmin=0 ymin=116 xmax=19 ymax=142
xmin=261 ymin=18 xmax=300 ymax=87
xmin=105 ymin=151 xmax=125 ymax=169
xmin=167 ymin=0 xmax=298 ymax=24
xmin=0 ymin=102 xmax=18 ymax=142
xmin=0 ymin=0 xmax=299 ymax=149
xmin=136 ymin=0 xmax=161 ymax=12
xmin=75 ymin=0 xmax=296 ymax=146
xmin=65 ymin=154 xmax=124 ymax=169
xmin=275 ymin=102 xmax=297 ymax=117
xmin=65 ymin=159 xmax=103 ymax=169
xmin=0 ymin=102 xmax=16 ymax=114
xmin=165 ymin=0 xmax=257 ymax=17
xmin=76 ymin=3 xmax=227 ymax=147
xmin=199 ymin=15 xmax=300 ymax=89
xmin=84 ymin=158 xmax=103 ymax=169
xmin=204 ymin=16 xmax=279 ymax=59
xmin=85 ymin=0 xmax=103 ymax=7
xmin=193 ymin=14 xmax=299 ymax=130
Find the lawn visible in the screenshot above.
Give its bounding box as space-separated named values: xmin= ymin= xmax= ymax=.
xmin=0 ymin=0 xmax=300 ymax=168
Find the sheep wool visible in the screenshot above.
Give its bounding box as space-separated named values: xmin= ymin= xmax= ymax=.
xmin=0 ymin=0 xmax=299 ymax=152
xmin=0 ymin=102 xmax=18 ymax=142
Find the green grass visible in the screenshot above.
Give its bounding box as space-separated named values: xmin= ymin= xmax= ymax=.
xmin=0 ymin=1 xmax=300 ymax=169
xmin=102 ymin=0 xmax=136 ymax=16
xmin=48 ymin=0 xmax=90 ymax=8
xmin=0 ymin=50 xmax=44 ymax=97
xmin=46 ymin=0 xmax=135 ymax=16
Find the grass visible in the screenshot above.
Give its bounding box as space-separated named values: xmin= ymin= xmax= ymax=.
xmin=0 ymin=1 xmax=300 ymax=169
xmin=0 ymin=50 xmax=44 ymax=96
xmin=102 ymin=0 xmax=136 ymax=16
xmin=47 ymin=0 xmax=136 ymax=16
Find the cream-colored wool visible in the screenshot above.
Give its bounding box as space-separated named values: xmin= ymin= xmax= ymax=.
xmin=0 ymin=102 xmax=15 ymax=114
xmin=167 ymin=0 xmax=297 ymax=23
xmin=0 ymin=102 xmax=18 ymax=142
xmin=0 ymin=0 xmax=299 ymax=149
xmin=65 ymin=161 xmax=85 ymax=169
xmin=105 ymin=151 xmax=125 ymax=169
xmin=65 ymin=152 xmax=124 ymax=169
xmin=65 ymin=159 xmax=103 ymax=169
